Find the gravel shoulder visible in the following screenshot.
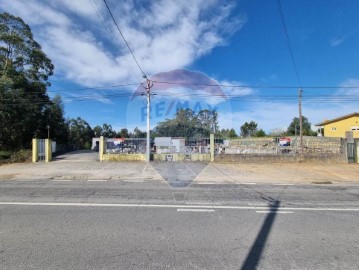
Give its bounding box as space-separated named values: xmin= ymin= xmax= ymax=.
xmin=0 ymin=157 xmax=358 ymax=185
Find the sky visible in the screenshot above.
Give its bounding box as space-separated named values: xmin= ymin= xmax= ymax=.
xmin=1 ymin=0 xmax=359 ymax=134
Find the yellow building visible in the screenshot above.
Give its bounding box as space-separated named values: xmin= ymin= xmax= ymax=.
xmin=316 ymin=112 xmax=359 ymax=138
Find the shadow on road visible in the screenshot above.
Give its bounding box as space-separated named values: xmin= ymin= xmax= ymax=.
xmin=151 ymin=161 xmax=208 ymax=188
xmin=241 ymin=200 xmax=280 ymax=270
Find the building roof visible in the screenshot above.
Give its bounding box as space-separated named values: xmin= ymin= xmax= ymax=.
xmin=315 ymin=112 xmax=359 ymax=126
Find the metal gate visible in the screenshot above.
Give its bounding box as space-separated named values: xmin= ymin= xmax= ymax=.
xmin=347 ymin=143 xmax=355 ymax=163
xmin=37 ymin=139 xmax=45 ymax=161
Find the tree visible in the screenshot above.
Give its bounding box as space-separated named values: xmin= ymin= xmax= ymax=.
xmin=153 ymin=108 xmax=219 ymax=138
xmin=93 ymin=125 xmax=103 ymax=137
xmin=119 ymin=128 xmax=129 ymax=138
xmin=0 ymin=12 xmax=54 ymax=150
xmin=132 ymin=127 xmax=146 ymax=138
xmin=254 ymin=129 xmax=266 ymax=137
xmin=40 ymin=95 xmax=68 ymax=143
xmin=287 ymin=116 xmax=316 ymax=136
xmin=240 ymin=121 xmax=258 ymax=137
xmin=67 ymin=117 xmax=94 ymax=150
xmin=102 ymin=123 xmax=115 ymax=138
xmin=219 ymin=128 xmax=238 ymax=138
xmin=228 ymin=128 xmax=238 ymax=138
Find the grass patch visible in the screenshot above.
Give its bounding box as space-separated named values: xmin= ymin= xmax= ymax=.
xmin=0 ymin=149 xmax=32 ymax=164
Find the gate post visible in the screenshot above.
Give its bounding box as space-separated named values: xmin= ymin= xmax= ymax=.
xmin=45 ymin=139 xmax=52 ymax=162
xmin=210 ymin=134 xmax=215 ymax=162
xmin=355 ymin=139 xmax=359 ymax=163
xmin=32 ymin=138 xmax=38 ymax=163
xmin=99 ymin=136 xmax=105 ymax=161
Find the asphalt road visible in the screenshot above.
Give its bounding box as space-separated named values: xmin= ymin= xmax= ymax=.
xmin=0 ymin=180 xmax=358 ymax=269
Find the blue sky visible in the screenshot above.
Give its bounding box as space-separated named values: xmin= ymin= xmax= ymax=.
xmin=1 ymin=0 xmax=358 ymax=134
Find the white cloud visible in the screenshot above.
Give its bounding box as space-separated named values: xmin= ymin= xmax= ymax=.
xmin=1 ymin=0 xmax=245 ymax=88
xmin=0 ymin=0 xmax=71 ymax=27
xmin=218 ymin=100 xmax=359 ymax=133
xmin=218 ymin=80 xmax=254 ymax=97
xmin=338 ymin=78 xmax=359 ymax=95
xmin=330 ymin=37 xmax=345 ymax=47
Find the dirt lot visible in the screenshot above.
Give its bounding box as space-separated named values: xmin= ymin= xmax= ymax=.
xmin=195 ymin=162 xmax=359 ymax=184
xmin=0 ymin=150 xmax=358 ymax=184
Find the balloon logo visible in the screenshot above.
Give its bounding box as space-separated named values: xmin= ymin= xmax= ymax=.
xmin=126 ymin=69 xmax=232 ymax=129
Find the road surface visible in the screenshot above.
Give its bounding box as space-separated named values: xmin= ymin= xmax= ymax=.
xmin=0 ymin=179 xmax=358 ymax=269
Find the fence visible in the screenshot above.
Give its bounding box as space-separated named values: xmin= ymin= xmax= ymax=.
xmin=99 ymin=136 xmax=348 ymax=163
xmin=216 ymin=136 xmax=346 ymax=163
xmin=105 ymin=138 xmax=148 ymax=154
xmin=100 ymin=137 xmax=216 ymax=162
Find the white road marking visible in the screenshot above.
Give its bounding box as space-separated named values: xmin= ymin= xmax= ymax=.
xmin=273 ymin=184 xmax=295 ymax=186
xmin=242 ymin=183 xmax=257 ymax=185
xmin=256 ymin=211 xmax=294 ymax=214
xmin=177 ymin=209 xmax=215 ymax=212
xmin=87 ymin=180 xmax=108 ymax=182
xmin=0 ymin=202 xmax=358 ymax=212
xmin=141 ymin=164 xmax=148 ymax=174
xmin=94 ymin=163 xmax=113 ymax=175
xmin=248 ymin=203 xmax=269 ymax=206
xmin=52 ymin=180 xmax=71 ymax=182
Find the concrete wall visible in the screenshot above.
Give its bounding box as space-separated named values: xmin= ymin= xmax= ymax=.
xmin=153 ymin=153 xmax=211 ymax=162
xmin=102 ymin=153 xmax=146 ymax=162
xmin=215 ymin=153 xmax=347 ymax=163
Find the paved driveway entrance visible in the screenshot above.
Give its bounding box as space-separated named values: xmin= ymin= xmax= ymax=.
xmin=53 ymin=150 xmax=99 ymax=161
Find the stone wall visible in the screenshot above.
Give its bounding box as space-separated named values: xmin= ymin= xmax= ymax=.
xmin=215 ymin=153 xmax=346 ymax=163
xmin=217 ymin=136 xmax=347 ymax=163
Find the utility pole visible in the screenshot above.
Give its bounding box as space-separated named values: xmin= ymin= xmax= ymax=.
xmin=142 ymin=77 xmax=153 ymax=163
xmin=298 ymin=88 xmax=303 ymax=161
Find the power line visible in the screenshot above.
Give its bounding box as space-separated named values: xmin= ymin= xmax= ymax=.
xmin=102 ymin=0 xmax=147 ymax=78
xmin=149 ymin=80 xmax=359 ymax=89
xmin=2 ymin=92 xmax=359 ymax=105
xmin=276 ymin=0 xmax=302 ymax=87
xmin=89 ymin=0 xmax=143 ymax=80
xmin=48 ymin=83 xmax=139 ymax=93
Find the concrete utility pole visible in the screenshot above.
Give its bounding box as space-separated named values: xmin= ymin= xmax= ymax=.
xmin=142 ymin=77 xmax=153 ymax=163
xmin=298 ymin=88 xmax=303 ymax=161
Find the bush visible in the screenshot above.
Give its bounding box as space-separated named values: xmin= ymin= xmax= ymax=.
xmin=0 ymin=151 xmax=12 ymax=161
xmin=84 ymin=142 xmax=91 ymax=150
xmin=10 ymin=149 xmax=32 ymax=163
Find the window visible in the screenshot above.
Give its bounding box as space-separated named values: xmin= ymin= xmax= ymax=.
xmin=351 ymin=126 xmax=359 ymax=131
xmin=331 ymin=127 xmax=336 ymax=131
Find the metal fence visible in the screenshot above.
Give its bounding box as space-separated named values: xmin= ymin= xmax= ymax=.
xmin=105 ymin=138 xmax=148 ymax=154
xmin=154 ymin=137 xmax=223 ymax=154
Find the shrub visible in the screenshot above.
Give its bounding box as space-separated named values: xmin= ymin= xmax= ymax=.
xmin=10 ymin=149 xmax=32 ymax=163
xmin=0 ymin=151 xmax=12 ymax=161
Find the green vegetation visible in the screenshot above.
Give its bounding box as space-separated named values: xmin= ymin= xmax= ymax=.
xmin=287 ymin=116 xmax=317 ymax=136
xmin=0 ymin=149 xmax=31 ymax=164
xmin=0 ymin=12 xmax=54 ymax=150
xmin=153 ymin=108 xmax=219 ymax=138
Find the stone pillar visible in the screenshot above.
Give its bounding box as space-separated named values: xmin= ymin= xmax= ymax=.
xmin=99 ymin=136 xmax=105 ymax=161
xmin=210 ymin=134 xmax=215 ymax=162
xmin=32 ymin=138 xmax=38 ymax=163
xmin=45 ymin=139 xmax=52 ymax=162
